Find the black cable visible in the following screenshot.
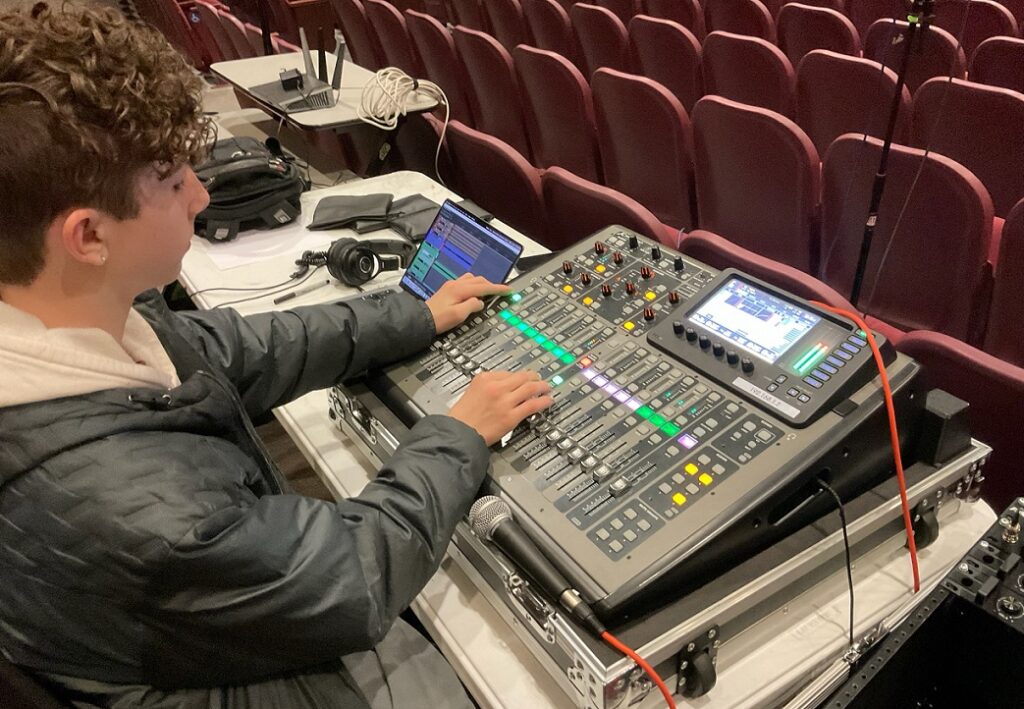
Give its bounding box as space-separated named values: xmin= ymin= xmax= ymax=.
xmin=818 ymin=478 xmax=855 ymax=649
xmin=188 ymin=274 xmax=302 ymax=299
xmin=210 ymin=266 xmax=324 ymax=309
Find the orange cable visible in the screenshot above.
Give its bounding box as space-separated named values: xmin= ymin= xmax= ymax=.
xmin=811 ymin=302 xmax=920 ymax=593
xmin=601 ymin=630 xmax=678 ymax=709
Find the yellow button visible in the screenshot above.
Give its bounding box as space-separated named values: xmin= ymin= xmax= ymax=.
xmin=672 ymin=492 xmax=687 ymax=506
xmin=595 ymin=264 xmax=606 ymax=273
xmin=699 ymin=473 xmax=713 ymax=486
xmin=685 ymin=463 xmax=699 ymax=475
xmin=582 ymin=296 xmax=593 ymax=305
xmin=645 ymin=291 xmax=656 ymax=300
xmin=623 ymin=321 xmax=635 ymax=331
xmin=562 ymin=285 xmax=573 ymax=293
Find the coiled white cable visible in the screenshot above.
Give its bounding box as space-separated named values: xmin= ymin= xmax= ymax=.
xmin=357 ymin=67 xmax=450 ymax=185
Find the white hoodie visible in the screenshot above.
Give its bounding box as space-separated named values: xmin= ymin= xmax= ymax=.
xmin=0 ymin=300 xmax=180 ymax=408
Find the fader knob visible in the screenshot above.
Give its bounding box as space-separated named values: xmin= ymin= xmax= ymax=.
xmin=601 ymin=284 xmax=613 ymax=297
xmin=712 ymin=342 xmax=725 ymax=357
xmin=640 ymin=266 xmax=654 ymax=280
xmin=595 ymin=241 xmax=607 ymax=255
xmin=726 ymin=350 xmax=739 ymax=365
xmin=580 ymin=272 xmax=592 ymax=285
xmin=562 ymin=260 xmax=573 ymax=274
xmin=673 ymin=256 xmax=685 ymax=272
xmin=613 ymin=251 xmax=624 ymax=265
xmin=668 ymin=291 xmax=680 ymax=304
xmin=741 ymin=358 xmax=755 ymax=373
xmin=651 ymin=245 xmax=662 ymax=260
xmin=672 ymin=321 xmax=685 ymax=335
xmin=628 ymin=235 xmax=639 ymax=249
xmin=685 ymin=327 xmax=697 ymax=342
xmin=643 ymin=307 xmax=656 ymax=322
xmin=625 ymin=281 xmax=637 ymax=295
xmin=698 ymin=334 xmax=711 ymax=349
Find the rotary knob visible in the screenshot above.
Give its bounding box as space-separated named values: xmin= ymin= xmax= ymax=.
xmin=672 ymin=321 xmax=685 ymax=335
xmin=673 ymin=256 xmax=685 ymax=272
xmin=640 ymin=265 xmax=654 ymax=280
xmin=562 ymin=260 xmax=573 ymax=274
xmin=628 ymin=234 xmax=639 ymax=249
xmin=643 ymin=307 xmax=656 ymax=322
xmin=726 ymin=350 xmax=739 ymax=365
xmin=580 ymin=272 xmax=592 ymax=285
xmin=668 ymin=290 xmax=680 ymax=304
xmin=741 ymin=358 xmax=755 ymax=373
xmin=685 ymin=327 xmax=697 ymax=342
xmin=625 ymin=281 xmax=637 ymax=295
xmin=612 ymin=251 xmax=624 ymax=265
xmin=712 ymin=342 xmax=725 ymax=357
xmin=594 ymin=241 xmax=607 ymax=255
xmin=601 ymin=283 xmax=613 ymax=297
xmin=698 ymin=334 xmax=711 ymax=349
xmin=651 ymin=245 xmax=662 ymax=260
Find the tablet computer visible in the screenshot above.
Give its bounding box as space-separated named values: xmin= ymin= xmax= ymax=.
xmin=400 ymin=199 xmax=524 ymax=300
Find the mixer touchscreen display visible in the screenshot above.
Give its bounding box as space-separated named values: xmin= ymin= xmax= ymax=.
xmin=689 ymin=278 xmax=820 ymax=364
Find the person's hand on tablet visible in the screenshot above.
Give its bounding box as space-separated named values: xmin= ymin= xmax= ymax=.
xmin=426 ymin=274 xmax=511 ymax=334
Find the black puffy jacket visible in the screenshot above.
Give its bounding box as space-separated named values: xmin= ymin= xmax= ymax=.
xmin=0 ymin=290 xmax=490 ymax=706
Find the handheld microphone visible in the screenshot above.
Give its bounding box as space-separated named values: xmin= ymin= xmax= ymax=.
xmin=469 ymin=496 xmax=606 ymax=636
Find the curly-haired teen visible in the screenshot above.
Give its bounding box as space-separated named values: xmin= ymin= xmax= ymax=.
xmin=0 ymin=4 xmax=551 ymax=708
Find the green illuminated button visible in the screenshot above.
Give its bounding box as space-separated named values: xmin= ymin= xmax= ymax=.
xmin=637 ymin=406 xmax=654 ymax=419
xmin=499 ymin=310 xmax=512 ymax=320
xmin=551 ymin=375 xmax=564 ymax=386
xmin=534 ymin=334 xmax=547 ymax=344
xmin=560 ymin=354 xmax=574 ymax=364
xmin=661 ymin=422 xmax=681 ymax=436
xmin=650 ymin=414 xmax=667 ymax=427
xmin=508 ymin=316 xmax=522 ymax=325
xmin=525 ymin=327 xmax=538 ymax=337
xmin=553 ymin=347 xmax=567 ymax=357
xmin=541 ymin=341 xmax=556 ymax=351
xmin=516 ymin=322 xmax=529 ymax=331
xmin=510 ymin=293 xmax=523 ymax=303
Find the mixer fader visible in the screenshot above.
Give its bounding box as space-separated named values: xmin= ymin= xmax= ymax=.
xmin=361 ymin=227 xmax=921 ymax=621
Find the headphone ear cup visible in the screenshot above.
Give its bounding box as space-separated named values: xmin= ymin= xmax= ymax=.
xmin=327 ymin=238 xmax=379 ymax=286
xmin=326 ymin=239 xmax=354 ymax=282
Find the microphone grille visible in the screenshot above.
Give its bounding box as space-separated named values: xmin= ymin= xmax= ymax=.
xmin=468 ymin=496 xmax=512 ymax=540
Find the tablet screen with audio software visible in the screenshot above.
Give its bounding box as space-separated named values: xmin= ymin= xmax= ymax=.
xmin=400 ymin=200 xmax=524 ymax=300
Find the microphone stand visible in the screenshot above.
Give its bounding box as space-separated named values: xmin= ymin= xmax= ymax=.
xmin=848 ymin=0 xmax=935 ymax=308
xmin=255 ymin=0 xmax=274 ymax=56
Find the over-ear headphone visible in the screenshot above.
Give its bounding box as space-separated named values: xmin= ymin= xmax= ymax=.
xmin=325 ymin=238 xmax=417 ymax=286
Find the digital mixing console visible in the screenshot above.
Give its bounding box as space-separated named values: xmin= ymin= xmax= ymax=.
xmin=353 ymin=227 xmax=923 ymax=622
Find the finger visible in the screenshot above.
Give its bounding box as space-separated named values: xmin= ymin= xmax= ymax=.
xmin=490 ymin=370 xmax=539 ymax=393
xmin=456 ymin=297 xmax=485 ymax=319
xmin=503 ymin=370 xmax=543 ymax=392
xmin=507 ymin=380 xmax=552 ymax=405
xmin=511 ymin=394 xmax=555 ymax=420
xmin=454 ymin=280 xmax=513 ymax=298
xmin=480 ymin=369 xmax=517 ymax=382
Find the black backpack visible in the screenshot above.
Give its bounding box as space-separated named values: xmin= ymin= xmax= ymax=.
xmin=194 ymin=137 xmax=309 ymax=242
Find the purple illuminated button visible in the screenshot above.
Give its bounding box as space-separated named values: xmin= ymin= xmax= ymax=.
xmin=593 ymin=375 xmax=609 ymax=387
xmin=613 ymin=390 xmax=630 ymax=403
xmin=603 ymin=383 xmax=619 ymax=395
xmin=678 ymin=433 xmax=699 ymax=450
xmin=625 ymin=398 xmax=642 ymax=411
xmin=581 ymin=368 xmax=598 ymax=380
